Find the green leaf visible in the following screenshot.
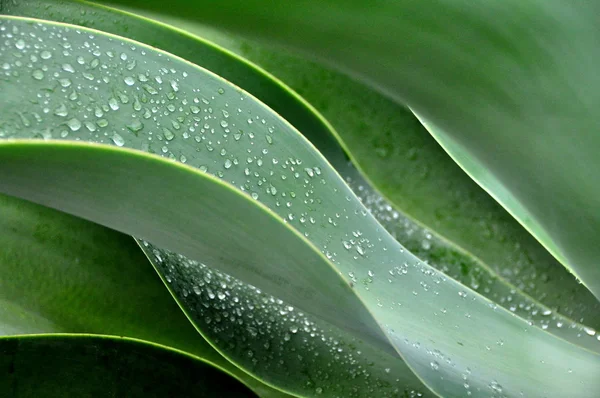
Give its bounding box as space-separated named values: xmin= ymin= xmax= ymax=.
xmin=139 ymin=244 xmax=429 ymax=398
xmin=1 ymin=2 xmax=430 ymax=395
xmin=190 ymin=28 xmax=600 ymax=326
xmin=0 ymin=4 xmax=427 ymax=394
xmin=6 ymin=0 xmax=597 ymax=340
xmin=1 ymin=16 xmax=600 ymax=398
xmin=0 ymin=193 xmax=200 ymax=342
xmin=94 ymin=0 xmax=600 ymax=299
xmin=129 ymin=16 xmax=600 ymax=341
xmin=0 ymin=334 xmax=256 ymax=397
xmin=0 ymin=193 xmax=286 ymax=397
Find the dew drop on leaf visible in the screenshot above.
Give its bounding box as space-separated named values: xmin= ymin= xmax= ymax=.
xmin=65 ymin=118 xmax=81 ymax=131
xmin=54 ymin=103 xmax=68 ymax=118
xmin=31 ymin=69 xmax=44 ymax=80
xmin=163 ymin=128 xmax=175 ymax=141
xmin=111 ymin=132 xmax=125 ymax=147
xmin=61 ymin=63 xmax=75 ymax=73
xmin=124 ymin=76 xmax=135 ymax=86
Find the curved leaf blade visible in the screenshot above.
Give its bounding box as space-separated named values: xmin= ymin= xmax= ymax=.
xmin=140 ymin=244 xmax=430 ymax=398
xmin=1 ymin=17 xmax=600 ymax=398
xmin=0 ymin=14 xmax=426 ymax=397
xmin=176 ymin=25 xmax=600 ymax=328
xmin=97 ymin=0 xmax=600 ymax=299
xmin=0 ymin=3 xmax=423 ymax=395
xmin=0 ymin=193 xmax=287 ymax=397
xmin=6 ymin=0 xmax=597 ymax=338
xmin=130 ymin=16 xmax=600 ymax=345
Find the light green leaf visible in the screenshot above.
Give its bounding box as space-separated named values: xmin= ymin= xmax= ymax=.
xmin=6 ymin=0 xmax=597 ymax=341
xmin=96 ymin=0 xmax=600 ymax=299
xmin=0 ymin=4 xmax=428 ymax=395
xmin=0 ymin=334 xmax=256 ymax=397
xmin=1 ymin=16 xmax=600 ymax=398
xmin=127 ymin=16 xmax=600 ymax=342
xmin=185 ymin=27 xmax=600 ymax=327
xmin=0 ymin=193 xmax=286 ymax=397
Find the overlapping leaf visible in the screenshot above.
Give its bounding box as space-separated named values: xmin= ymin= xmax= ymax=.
xmin=1 ymin=3 xmax=429 ymax=396
xmin=1 ymin=17 xmax=599 ymax=398
xmin=6 ymin=0 xmax=599 ymax=345
xmin=102 ymin=0 xmax=600 ymax=302
xmin=0 ymin=193 xmax=284 ymax=396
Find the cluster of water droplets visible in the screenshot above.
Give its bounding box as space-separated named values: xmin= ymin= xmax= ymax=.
xmin=343 ymin=172 xmax=600 ymax=353
xmin=141 ymin=242 xmax=426 ymax=397
xmin=1 ymin=19 xmax=593 ymax=397
xmin=0 ymin=20 xmax=428 ymax=397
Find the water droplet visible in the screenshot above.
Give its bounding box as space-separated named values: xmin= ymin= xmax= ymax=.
xmin=15 ymin=39 xmax=25 ymax=50
xmin=124 ymin=76 xmax=135 ymax=86
xmin=489 ymin=380 xmax=503 ymax=393
xmin=163 ymin=128 xmax=175 ymax=141
xmin=54 ymin=103 xmax=68 ymax=117
xmin=584 ymin=327 xmax=596 ymax=336
xmin=84 ymin=121 xmax=97 ymax=132
xmin=108 ymin=98 xmax=119 ymax=111
xmin=58 ymin=78 xmax=72 ymax=88
xmin=224 ymin=159 xmax=232 ymax=169
xmin=132 ymin=97 xmax=142 ymax=111
xmin=142 ymin=84 xmax=158 ymax=95
xmin=111 ymin=132 xmax=125 ymax=147
xmin=66 ymin=118 xmax=81 ymax=131
xmin=40 ymin=50 xmax=52 ymax=60
xmin=61 ymin=63 xmax=75 ymax=73
xmin=127 ymin=120 xmax=144 ymax=134
xmin=31 ymin=69 xmax=44 ymax=80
